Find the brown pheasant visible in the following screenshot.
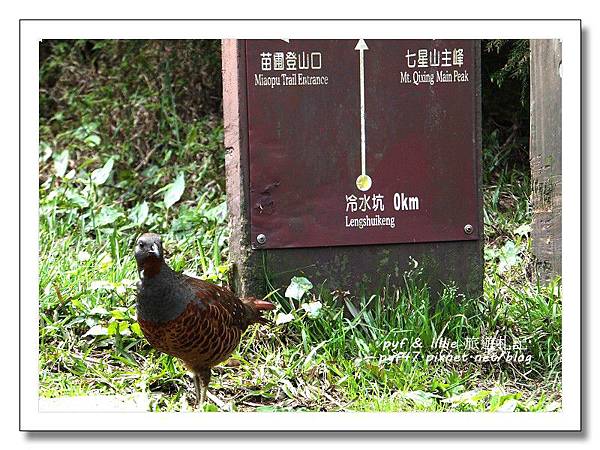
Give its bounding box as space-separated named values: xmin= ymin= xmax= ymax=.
xmin=134 ymin=233 xmax=274 ymax=406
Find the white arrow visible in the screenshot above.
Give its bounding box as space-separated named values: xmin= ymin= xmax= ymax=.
xmin=354 ymin=39 xmax=372 ymax=191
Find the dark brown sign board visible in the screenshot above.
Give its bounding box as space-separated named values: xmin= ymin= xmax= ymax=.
xmin=223 ymin=39 xmax=482 ymax=298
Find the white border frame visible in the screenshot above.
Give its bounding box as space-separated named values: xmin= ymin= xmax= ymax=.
xmin=20 ymin=19 xmax=581 ymax=431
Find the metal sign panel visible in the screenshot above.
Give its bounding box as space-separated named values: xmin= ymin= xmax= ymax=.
xmin=245 ymin=39 xmax=480 ymax=249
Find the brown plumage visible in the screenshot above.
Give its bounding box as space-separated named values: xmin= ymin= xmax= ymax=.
xmin=134 ymin=233 xmax=274 ymax=406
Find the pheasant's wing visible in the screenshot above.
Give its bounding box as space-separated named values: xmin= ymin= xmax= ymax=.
xmin=181 ymin=275 xmax=252 ymax=331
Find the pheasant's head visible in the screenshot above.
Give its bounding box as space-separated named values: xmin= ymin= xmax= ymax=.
xmin=135 ymin=233 xmax=164 ymax=276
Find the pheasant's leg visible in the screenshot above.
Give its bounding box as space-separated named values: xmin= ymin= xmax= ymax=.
xmin=192 ymin=373 xmax=202 ymax=407
xmin=195 ymin=368 xmax=211 ymax=407
xmin=199 ymin=385 xmax=207 ymax=406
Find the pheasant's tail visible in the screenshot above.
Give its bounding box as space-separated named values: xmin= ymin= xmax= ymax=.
xmin=243 ymin=296 xmax=275 ymax=325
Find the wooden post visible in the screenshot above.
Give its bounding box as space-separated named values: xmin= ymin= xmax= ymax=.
xmin=530 ymin=39 xmax=562 ymax=282
xmin=222 ymin=39 xmax=264 ymax=297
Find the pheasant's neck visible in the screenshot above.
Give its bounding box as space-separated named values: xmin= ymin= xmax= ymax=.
xmin=139 ymin=255 xmax=162 ymax=279
xmin=136 ymin=262 xmax=191 ymax=323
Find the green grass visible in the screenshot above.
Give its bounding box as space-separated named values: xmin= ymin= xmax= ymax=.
xmin=38 ymin=39 xmax=561 ymax=413
xmin=38 ymin=131 xmax=562 ymax=412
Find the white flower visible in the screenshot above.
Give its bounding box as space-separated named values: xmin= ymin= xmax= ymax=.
xmin=77 ymin=251 xmax=91 ymax=262
xmin=275 ymin=312 xmax=294 ymax=325
xmin=301 ymin=301 xmax=322 ymax=318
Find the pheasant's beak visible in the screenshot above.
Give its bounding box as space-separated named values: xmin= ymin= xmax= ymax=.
xmin=150 ymin=243 xmax=160 ymax=257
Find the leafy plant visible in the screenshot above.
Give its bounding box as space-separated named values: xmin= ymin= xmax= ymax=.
xmin=285 ymin=276 xmax=313 ymax=301
xmin=163 ymin=173 xmax=185 ymax=209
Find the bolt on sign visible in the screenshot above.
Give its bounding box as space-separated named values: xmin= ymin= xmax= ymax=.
xmin=223 ymin=39 xmax=482 ymax=298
